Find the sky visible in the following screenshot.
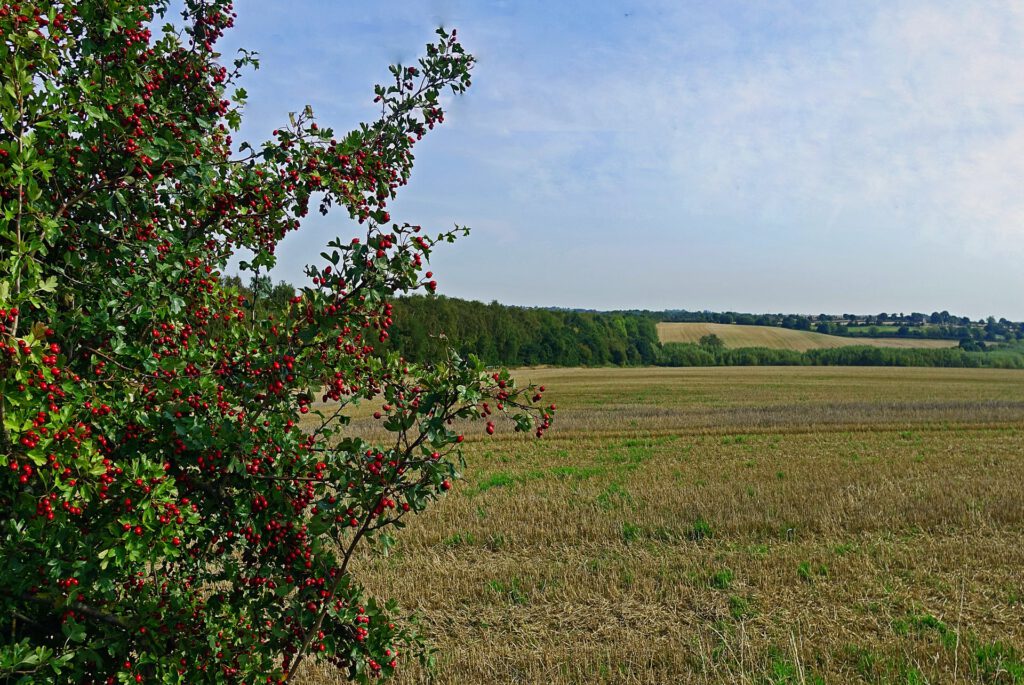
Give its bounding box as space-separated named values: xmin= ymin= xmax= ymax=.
xmin=204 ymin=1 xmax=1024 ymax=319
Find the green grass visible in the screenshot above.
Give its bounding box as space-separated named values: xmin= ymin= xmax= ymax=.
xmin=708 ymin=568 xmax=734 ymax=590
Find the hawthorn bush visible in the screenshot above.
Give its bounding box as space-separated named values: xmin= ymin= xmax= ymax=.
xmin=0 ymin=1 xmax=552 ymax=683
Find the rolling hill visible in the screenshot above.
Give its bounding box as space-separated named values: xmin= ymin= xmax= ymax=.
xmin=656 ymin=322 xmax=960 ymax=352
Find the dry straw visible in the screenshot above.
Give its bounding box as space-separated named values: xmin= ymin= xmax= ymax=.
xmin=300 ymin=367 xmax=1024 ymax=684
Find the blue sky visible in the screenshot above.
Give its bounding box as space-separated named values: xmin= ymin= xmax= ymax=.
xmin=209 ymin=1 xmax=1024 ymax=318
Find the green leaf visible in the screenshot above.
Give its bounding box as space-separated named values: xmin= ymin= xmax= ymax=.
xmin=61 ymin=617 xmax=87 ymax=643
xmin=83 ymin=102 xmax=106 ymax=121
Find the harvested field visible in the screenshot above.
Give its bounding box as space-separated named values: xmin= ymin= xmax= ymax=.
xmin=657 ymin=322 xmax=959 ymax=351
xmin=300 ymin=367 xmax=1024 ymax=684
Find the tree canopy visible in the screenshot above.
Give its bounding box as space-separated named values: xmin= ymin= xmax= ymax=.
xmin=1 ymin=2 xmax=551 ymax=683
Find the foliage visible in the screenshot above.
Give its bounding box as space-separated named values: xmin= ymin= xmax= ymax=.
xmin=697 ymin=334 xmax=724 ymax=351
xmin=656 ymin=342 xmax=717 ymax=367
xmin=214 ymin=291 xmax=662 ymax=368
xmin=649 ymin=309 xmax=1024 ymax=343
xmin=656 ymin=343 xmax=1024 ymax=369
xmin=232 ymin=287 xmax=1024 ymax=370
xmin=386 ymin=296 xmax=661 ymax=367
xmin=0 ymin=2 xmax=552 ymax=683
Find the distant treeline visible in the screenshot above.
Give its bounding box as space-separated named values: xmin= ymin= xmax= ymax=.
xmin=387 ymin=296 xmax=660 ymax=366
xmin=642 ymin=309 xmax=1024 ymax=342
xmin=655 ymin=342 xmax=1024 ymax=370
xmin=225 ymin=276 xmax=1024 ymax=369
xmin=385 ymin=296 xmax=1024 ymax=369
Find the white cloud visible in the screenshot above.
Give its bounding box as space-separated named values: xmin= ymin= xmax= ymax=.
xmin=216 ymin=0 xmax=1024 ymax=315
xmin=471 ymin=0 xmax=1024 ymax=253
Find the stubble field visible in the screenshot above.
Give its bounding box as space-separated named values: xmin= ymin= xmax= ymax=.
xmin=300 ymin=367 xmax=1024 ymax=684
xmin=656 ymin=322 xmax=959 ymax=351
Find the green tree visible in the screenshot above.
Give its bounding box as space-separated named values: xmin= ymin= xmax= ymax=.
xmin=0 ymin=3 xmax=552 ymax=683
xmin=699 ymin=333 xmax=726 ymax=352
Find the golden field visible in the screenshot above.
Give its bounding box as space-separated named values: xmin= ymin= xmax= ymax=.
xmin=656 ymin=322 xmax=959 ymax=351
xmin=300 ymin=367 xmax=1024 ymax=684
